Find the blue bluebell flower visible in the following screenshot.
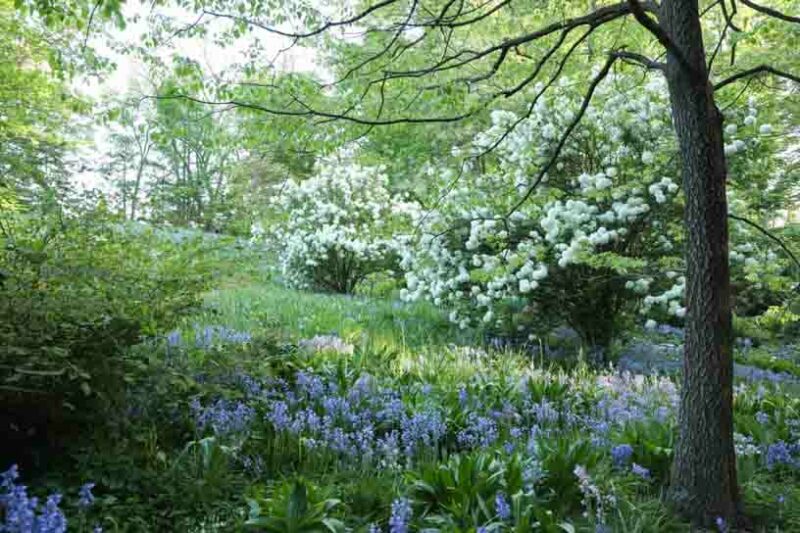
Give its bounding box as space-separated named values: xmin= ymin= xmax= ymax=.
xmin=389 ymin=498 xmax=412 ymax=533
xmin=495 ymin=491 xmax=511 ymax=520
xmin=78 ymin=482 xmax=95 ymax=508
xmin=610 ymin=444 xmax=634 ymax=468
xmin=631 ymin=463 xmax=650 ymax=480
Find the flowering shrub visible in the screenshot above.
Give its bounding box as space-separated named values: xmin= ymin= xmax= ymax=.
xmin=262 ymin=160 xmax=420 ymax=293
xmin=400 ymin=76 xmax=795 ymax=350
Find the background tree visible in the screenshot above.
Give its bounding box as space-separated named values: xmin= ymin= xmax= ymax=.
xmin=100 ymin=102 xmax=157 ymax=220
xmin=0 ymin=0 xmax=85 ymax=212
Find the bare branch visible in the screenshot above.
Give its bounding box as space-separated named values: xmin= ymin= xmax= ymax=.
xmin=714 ymin=64 xmax=800 ymax=90
xmin=82 ymin=0 xmax=103 ymax=51
xmin=382 ymin=2 xmax=638 ymax=81
xmin=203 ymin=0 xmax=400 ymax=39
xmin=719 ymin=0 xmax=743 ymax=32
xmin=739 ymin=0 xmax=800 ymax=24
xmin=613 ymin=50 xmax=666 ymax=70
xmin=332 ymin=0 xmax=420 ymax=84
xmin=415 ymin=0 xmax=513 ymax=28
xmin=148 ymin=94 xmax=474 ymax=126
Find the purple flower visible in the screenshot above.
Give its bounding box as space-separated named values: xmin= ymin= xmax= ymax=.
xmin=610 ymin=444 xmax=633 ymax=468
xmin=631 ymin=463 xmax=650 ymax=480
xmin=495 ymin=491 xmax=511 ymax=520
xmin=715 ymin=516 xmax=727 ymax=532
xmin=458 ymin=386 xmax=468 ymax=406
xmin=0 ymin=467 xmax=67 ymax=533
xmin=389 ymin=498 xmax=412 ymax=533
xmin=78 ymin=482 xmax=95 ymax=508
xmin=1 ymin=464 xmax=19 ymax=489
xmin=755 ymin=411 xmax=769 ymax=425
xmin=38 ymin=494 xmax=67 ymax=532
xmin=766 ymin=441 xmax=795 ymax=470
xmin=192 ymin=398 xmax=255 ymax=436
xmin=457 ymin=414 xmax=498 ymax=449
xmin=401 ymin=410 xmax=446 ymax=457
xmin=166 ymin=330 xmax=182 ymax=347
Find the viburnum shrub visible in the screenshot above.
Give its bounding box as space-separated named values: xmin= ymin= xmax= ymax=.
xmin=263 ymin=159 xmax=420 ymax=293
xmin=400 ymin=75 xmax=794 ymax=353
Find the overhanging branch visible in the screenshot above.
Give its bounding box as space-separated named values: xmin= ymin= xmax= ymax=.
xmin=740 ymin=0 xmax=800 ymax=24
xmin=613 ymin=50 xmax=666 ymax=70
xmin=728 ymin=214 xmax=800 ymax=286
xmin=203 ymin=0 xmax=400 ymax=39
xmin=148 ymin=94 xmax=474 ymax=126
xmin=715 ymin=64 xmax=800 ymax=90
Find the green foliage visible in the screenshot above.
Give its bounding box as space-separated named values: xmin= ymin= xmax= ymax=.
xmin=0 ymin=205 xmax=226 ymax=467
xmin=407 ymin=451 xmax=508 ymax=526
xmin=245 ymin=479 xmax=345 ymax=532
xmin=0 ymin=0 xmax=81 ymax=203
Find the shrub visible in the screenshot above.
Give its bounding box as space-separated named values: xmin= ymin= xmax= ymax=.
xmin=0 ymin=206 xmax=219 ymax=466
xmin=261 ymin=160 xmax=419 ymax=293
xmin=400 ymin=75 xmax=795 ymax=353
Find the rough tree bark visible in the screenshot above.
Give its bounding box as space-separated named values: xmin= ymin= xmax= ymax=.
xmin=658 ymin=0 xmax=739 ymax=525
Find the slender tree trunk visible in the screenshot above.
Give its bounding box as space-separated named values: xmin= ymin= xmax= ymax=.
xmin=130 ymin=130 xmax=152 ymax=221
xmin=130 ymin=147 xmax=148 ymax=221
xmin=659 ymin=0 xmax=739 ymax=526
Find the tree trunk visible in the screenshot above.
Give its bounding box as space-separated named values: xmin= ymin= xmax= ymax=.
xmin=659 ymin=0 xmax=739 ymax=526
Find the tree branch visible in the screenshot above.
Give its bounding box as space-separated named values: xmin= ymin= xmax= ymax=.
xmin=82 ymin=0 xmax=103 ymax=51
xmin=148 ymin=94 xmax=474 ymax=126
xmin=739 ymin=0 xmax=800 ymax=24
xmin=714 ymin=64 xmax=800 ymax=90
xmin=728 ymin=214 xmax=800 ymax=284
xmin=203 ymin=0 xmax=400 ymax=39
xmin=613 ymin=50 xmax=666 ymax=70
xmin=380 ymin=2 xmax=640 ymax=81
xmin=627 ymin=0 xmax=695 ymax=73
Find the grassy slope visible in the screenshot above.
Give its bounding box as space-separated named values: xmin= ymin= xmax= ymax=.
xmin=181 ymin=282 xmax=480 ymax=353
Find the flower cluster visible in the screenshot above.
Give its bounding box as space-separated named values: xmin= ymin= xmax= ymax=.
xmin=298 ymin=334 xmax=354 ymax=355
xmin=190 ymin=398 xmax=255 ymax=437
xmin=1 ymin=465 xmax=66 ymax=533
xmin=399 ymin=74 xmax=793 ymax=341
xmin=258 ymin=160 xmax=420 ymax=293
xmin=574 ymin=464 xmax=615 ymax=528
xmin=188 ymin=359 xmax=692 ymax=477
xmin=1 ymin=465 xmax=98 ymax=533
xmin=401 ymin=76 xmax=686 ymax=337
xmin=389 ymin=497 xmax=412 ymax=533
xmin=165 ymin=324 xmax=252 ymax=352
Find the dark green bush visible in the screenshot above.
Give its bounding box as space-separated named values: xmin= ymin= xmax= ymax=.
xmin=0 ymin=206 xmax=221 ymax=468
